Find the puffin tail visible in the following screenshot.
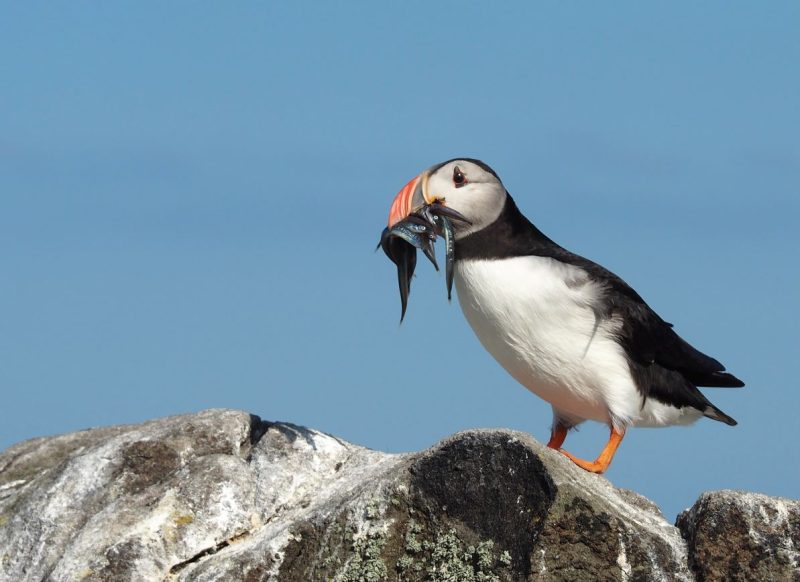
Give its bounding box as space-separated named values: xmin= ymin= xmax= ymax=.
xmin=703 ymin=404 xmax=738 ymax=426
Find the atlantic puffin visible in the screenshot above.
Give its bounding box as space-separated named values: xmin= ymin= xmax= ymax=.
xmin=382 ymin=158 xmax=743 ymax=473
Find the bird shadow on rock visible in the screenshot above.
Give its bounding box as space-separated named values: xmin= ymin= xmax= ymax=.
xmin=258 ymin=419 xmax=351 ymax=452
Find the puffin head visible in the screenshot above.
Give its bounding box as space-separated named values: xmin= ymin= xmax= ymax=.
xmin=388 ymin=158 xmax=506 ymax=239
xmin=380 ymin=158 xmax=507 ymax=321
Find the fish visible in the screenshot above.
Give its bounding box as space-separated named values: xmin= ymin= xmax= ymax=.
xmin=379 ymin=203 xmax=470 ymax=321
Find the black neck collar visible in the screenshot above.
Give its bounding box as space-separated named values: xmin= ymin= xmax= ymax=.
xmin=455 ymin=193 xmax=562 ymax=261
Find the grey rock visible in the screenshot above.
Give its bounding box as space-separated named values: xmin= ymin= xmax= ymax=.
xmin=0 ymin=409 xmax=794 ymax=581
xmin=677 ymin=490 xmax=800 ymax=581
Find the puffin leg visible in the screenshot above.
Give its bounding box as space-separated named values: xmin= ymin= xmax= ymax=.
xmin=546 ymin=423 xmax=568 ymax=449
xmin=557 ymin=426 xmax=626 ymax=474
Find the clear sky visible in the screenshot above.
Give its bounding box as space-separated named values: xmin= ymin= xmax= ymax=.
xmin=2 ymin=3 xmax=798 ymax=520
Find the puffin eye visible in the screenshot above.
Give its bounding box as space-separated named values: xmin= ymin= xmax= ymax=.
xmin=453 ymin=166 xmax=467 ymax=188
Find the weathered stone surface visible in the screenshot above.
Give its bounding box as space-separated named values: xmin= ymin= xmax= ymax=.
xmin=677 ymin=490 xmax=800 ymax=581
xmin=0 ymin=409 xmax=796 ymax=581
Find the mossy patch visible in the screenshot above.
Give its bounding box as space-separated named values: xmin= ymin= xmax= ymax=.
xmin=280 ymin=498 xmax=394 ymax=581
xmin=338 ymin=530 xmax=389 ymax=582
xmin=404 ymin=519 xmax=424 ymax=554
xmin=322 ymin=492 xmax=507 ymax=581
xmin=394 ymin=527 xmax=511 ymax=582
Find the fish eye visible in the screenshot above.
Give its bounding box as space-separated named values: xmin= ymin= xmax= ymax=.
xmin=453 ymin=166 xmax=467 ymax=188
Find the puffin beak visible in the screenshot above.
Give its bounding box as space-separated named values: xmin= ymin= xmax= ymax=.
xmin=388 ymin=170 xmax=432 ymax=227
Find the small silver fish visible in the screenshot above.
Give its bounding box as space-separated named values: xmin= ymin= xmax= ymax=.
xmin=379 ymin=203 xmax=470 ymax=321
xmin=434 ymin=214 xmax=456 ymax=301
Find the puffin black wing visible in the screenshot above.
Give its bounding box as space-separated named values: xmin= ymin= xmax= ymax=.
xmin=544 ymin=247 xmax=743 ymax=426
xmin=596 ymin=273 xmax=744 ymax=388
xmin=536 ymin=239 xmax=744 ymax=384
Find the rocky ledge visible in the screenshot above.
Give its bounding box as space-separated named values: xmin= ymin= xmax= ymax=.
xmin=0 ymin=409 xmax=797 ymax=581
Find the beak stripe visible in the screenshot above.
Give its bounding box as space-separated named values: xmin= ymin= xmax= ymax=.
xmin=388 ymin=175 xmax=420 ymax=227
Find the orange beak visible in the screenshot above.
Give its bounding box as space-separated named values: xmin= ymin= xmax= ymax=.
xmin=387 ymin=170 xmax=432 ymax=227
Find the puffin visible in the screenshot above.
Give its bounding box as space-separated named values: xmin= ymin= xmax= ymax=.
xmin=381 ymin=158 xmax=743 ymax=473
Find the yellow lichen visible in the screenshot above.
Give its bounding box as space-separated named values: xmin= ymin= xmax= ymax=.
xmin=170 ymin=511 xmax=194 ymax=526
xmin=173 ymin=513 xmax=194 ymax=526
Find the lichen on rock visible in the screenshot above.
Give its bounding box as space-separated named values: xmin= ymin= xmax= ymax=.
xmin=677 ymin=490 xmax=800 ymax=581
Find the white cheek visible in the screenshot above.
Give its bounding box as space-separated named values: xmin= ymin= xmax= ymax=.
xmin=451 ymin=185 xmax=505 ymax=239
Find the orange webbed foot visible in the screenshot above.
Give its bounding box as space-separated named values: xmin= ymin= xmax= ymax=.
xmin=551 ymin=426 xmax=625 ymax=474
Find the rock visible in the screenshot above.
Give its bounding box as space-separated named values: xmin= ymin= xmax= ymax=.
xmin=0 ymin=409 xmax=796 ymax=581
xmin=677 ymin=490 xmax=800 ymax=581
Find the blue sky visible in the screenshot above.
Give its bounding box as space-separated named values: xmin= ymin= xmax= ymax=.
xmin=2 ymin=3 xmax=798 ymax=519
